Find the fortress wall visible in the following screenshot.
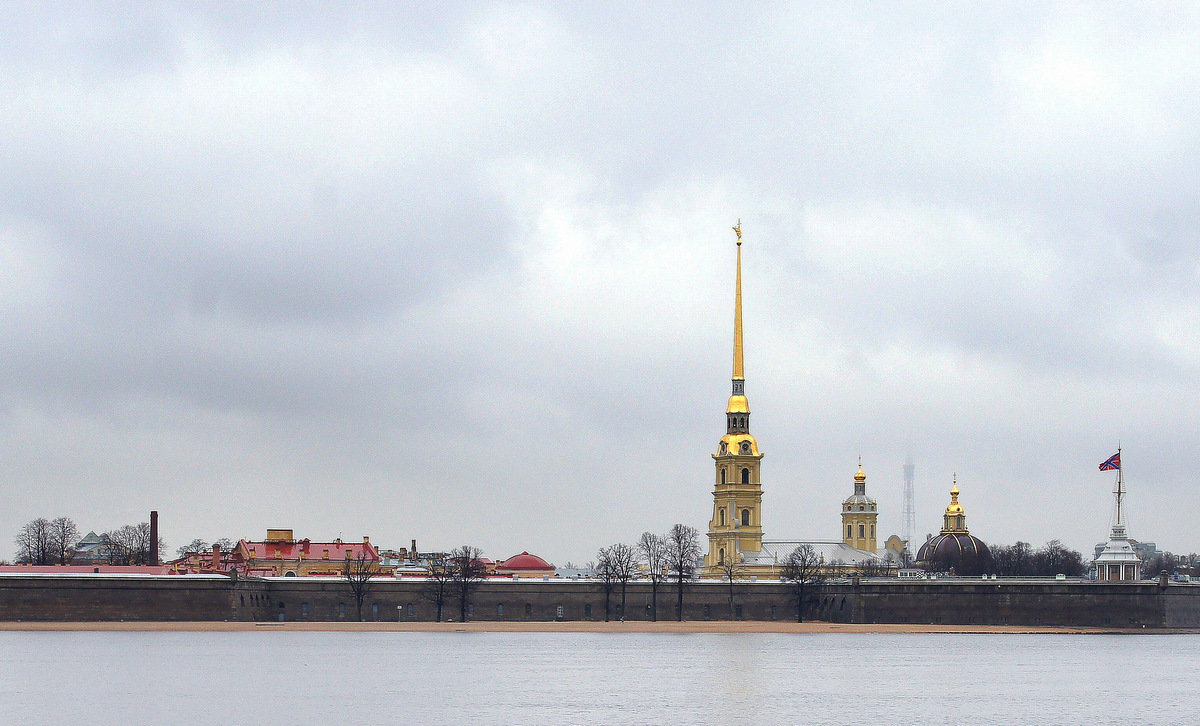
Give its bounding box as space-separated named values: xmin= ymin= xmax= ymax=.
xmin=1162 ymin=585 xmax=1200 ymax=628
xmin=0 ymin=576 xmax=270 ymax=622
xmin=845 ymin=580 xmax=1171 ymax=627
xmin=3 ymin=576 xmax=1199 ymax=627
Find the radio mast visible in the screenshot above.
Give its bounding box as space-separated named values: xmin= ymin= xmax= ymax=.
xmin=902 ymin=454 xmax=916 ymax=563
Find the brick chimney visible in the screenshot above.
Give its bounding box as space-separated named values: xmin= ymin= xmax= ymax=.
xmin=212 ymin=543 xmax=221 ymax=571
xmin=149 ymin=510 xmax=159 ymax=566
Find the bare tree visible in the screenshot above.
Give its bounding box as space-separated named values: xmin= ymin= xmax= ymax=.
xmin=177 ymin=539 xmax=210 ymax=558
xmin=343 ymin=550 xmax=379 ymax=621
xmin=15 ymin=518 xmax=53 ymax=565
xmin=607 ymin=543 xmax=637 ymax=620
xmin=781 ymin=545 xmax=825 ymax=622
xmin=859 ymin=557 xmax=893 ymax=578
xmin=449 ymin=545 xmax=487 ymax=622
xmin=105 ymin=522 xmax=166 ymax=566
xmin=718 ymin=553 xmax=746 ymax=619
xmin=593 ymin=548 xmax=617 ymax=621
xmin=422 ymin=553 xmax=454 ymax=621
xmin=664 ymin=524 xmax=701 ymax=621
xmin=47 ymin=517 xmax=79 ymax=565
xmin=637 ymin=531 xmax=667 ymax=621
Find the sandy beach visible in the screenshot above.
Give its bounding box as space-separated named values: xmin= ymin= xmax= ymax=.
xmin=1 ymin=620 xmax=1187 ymax=634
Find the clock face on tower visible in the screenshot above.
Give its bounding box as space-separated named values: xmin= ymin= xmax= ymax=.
xmin=740 ymin=441 xmax=751 ymax=454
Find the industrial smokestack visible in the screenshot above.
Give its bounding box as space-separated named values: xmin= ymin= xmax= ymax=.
xmin=149 ymin=510 xmax=159 ymax=566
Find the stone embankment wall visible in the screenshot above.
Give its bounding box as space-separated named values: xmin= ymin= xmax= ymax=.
xmin=3 ymin=575 xmax=1199 ymax=627
xmin=0 ymin=576 xmax=271 ymax=622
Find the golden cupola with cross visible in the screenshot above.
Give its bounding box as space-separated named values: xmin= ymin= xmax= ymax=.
xmin=841 ymin=459 xmax=878 ymax=553
xmin=703 ymin=222 xmax=765 ymax=576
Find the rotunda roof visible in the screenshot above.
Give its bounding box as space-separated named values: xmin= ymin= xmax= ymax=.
xmin=499 ymin=551 xmax=553 ymax=571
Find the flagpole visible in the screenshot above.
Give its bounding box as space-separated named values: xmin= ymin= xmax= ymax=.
xmin=1115 ymin=445 xmax=1123 ymax=526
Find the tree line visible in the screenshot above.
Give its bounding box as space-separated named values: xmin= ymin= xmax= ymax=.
xmin=592 ymin=525 xmax=829 ymax=623
xmin=11 ymin=515 xmax=172 ymax=566
xmin=989 ymin=540 xmax=1087 ymax=577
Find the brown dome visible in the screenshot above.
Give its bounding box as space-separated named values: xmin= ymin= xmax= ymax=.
xmin=916 ymin=533 xmax=994 ymax=576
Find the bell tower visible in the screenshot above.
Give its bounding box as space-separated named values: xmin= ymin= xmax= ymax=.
xmin=703 ymin=222 xmax=764 ymax=576
xmin=841 ymin=459 xmax=878 ymax=553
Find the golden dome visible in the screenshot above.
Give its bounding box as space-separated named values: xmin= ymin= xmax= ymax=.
xmin=855 ymin=466 xmax=866 ymax=483
xmin=726 ymin=394 xmax=750 ymax=414
xmin=715 ymin=433 xmax=760 ymax=458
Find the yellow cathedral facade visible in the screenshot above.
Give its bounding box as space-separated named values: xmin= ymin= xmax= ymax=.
xmin=701 ymin=223 xmax=888 ymax=579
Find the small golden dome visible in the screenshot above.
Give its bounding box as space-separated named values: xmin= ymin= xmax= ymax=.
xmin=945 ymin=483 xmax=964 ymax=516
xmin=726 ymin=394 xmax=750 ymax=414
xmin=854 ymin=466 xmax=866 ymax=483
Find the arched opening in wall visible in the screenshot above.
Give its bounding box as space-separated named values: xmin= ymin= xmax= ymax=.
xmin=497 ymin=603 xmax=504 ymax=618
xmin=741 ymin=509 xmax=751 ymax=526
xmin=721 ymin=469 xmax=726 ymax=485
xmin=720 ymin=509 xmax=726 ymax=526
xmin=741 ymin=468 xmax=750 ymax=484
xmin=584 ymin=603 xmax=592 ymax=618
xmin=847 ymin=525 xmax=853 ymax=538
xmin=859 ymin=524 xmax=865 ymax=538
xmin=870 ymin=524 xmax=875 ymax=538
xmin=719 ymin=548 xmax=725 ymax=564
xmin=525 ymin=602 xmax=532 ymax=618
xmin=372 ymin=603 xmax=379 ymax=620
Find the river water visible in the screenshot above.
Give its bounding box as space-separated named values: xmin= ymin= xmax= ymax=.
xmin=1 ymin=631 xmax=1195 ymax=725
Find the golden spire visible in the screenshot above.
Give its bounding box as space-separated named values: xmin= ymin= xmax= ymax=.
xmin=725 ymin=220 xmax=750 ymax=420
xmin=732 ymin=219 xmax=744 ymax=381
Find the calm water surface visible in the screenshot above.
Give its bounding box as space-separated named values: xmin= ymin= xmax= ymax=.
xmin=1 ymin=631 xmax=1196 ymax=725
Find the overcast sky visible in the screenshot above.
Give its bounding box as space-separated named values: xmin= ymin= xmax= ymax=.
xmin=3 ymin=3 xmax=1199 ymax=564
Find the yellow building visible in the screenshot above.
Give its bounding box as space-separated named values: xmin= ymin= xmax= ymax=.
xmin=841 ymin=460 xmax=878 ymax=553
xmin=699 ymin=224 xmax=888 ymax=580
xmin=703 ymin=223 xmax=765 ymax=577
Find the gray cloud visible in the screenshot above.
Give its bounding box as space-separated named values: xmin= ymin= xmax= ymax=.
xmin=2 ymin=4 xmax=1198 ymax=563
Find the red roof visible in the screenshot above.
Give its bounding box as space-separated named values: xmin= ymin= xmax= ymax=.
xmin=0 ymin=565 xmax=173 ymax=575
xmin=237 ymin=538 xmax=379 ymax=563
xmin=497 ymin=551 xmax=553 ymax=571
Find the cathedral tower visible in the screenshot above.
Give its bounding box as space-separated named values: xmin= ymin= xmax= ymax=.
xmin=703 ymin=222 xmax=764 ymax=575
xmin=841 ymin=459 xmax=878 ymax=553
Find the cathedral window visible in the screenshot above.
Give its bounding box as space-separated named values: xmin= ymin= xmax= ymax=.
xmin=859 ymin=524 xmax=865 ymax=538
xmin=871 ymin=524 xmax=875 ymax=538
xmin=742 ymin=509 xmax=751 ymax=526
xmin=741 ymin=468 xmax=750 ymax=484
xmin=721 ymin=469 xmax=726 ymax=485
xmin=719 ymin=548 xmax=725 ymax=564
xmin=847 ymin=525 xmax=853 ymax=538
xmin=720 ymin=509 xmax=726 ymax=526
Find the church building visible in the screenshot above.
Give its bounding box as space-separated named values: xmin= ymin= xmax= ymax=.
xmin=700 ymin=224 xmax=886 ymax=579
